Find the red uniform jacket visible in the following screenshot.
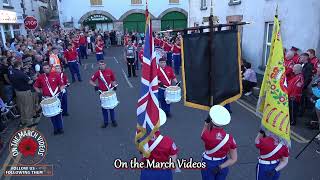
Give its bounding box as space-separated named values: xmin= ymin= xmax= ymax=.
xmin=154 ymin=38 xmax=161 ymax=47
xmin=143 ymin=131 xmax=179 ymax=163
xmin=163 ymin=42 xmax=172 ymax=52
xmin=79 ymin=36 xmax=87 ymax=45
xmin=284 ymin=59 xmax=295 ymax=81
xmin=172 ymin=45 xmax=181 ymax=55
xmin=91 ymin=68 xmax=116 ymax=91
xmin=60 ymin=72 xmax=69 ymax=86
xmin=287 ymin=74 xmax=304 ymax=102
xmin=34 ymin=72 xmax=63 ymax=97
xmin=256 ymin=137 xmax=289 ymax=161
xmin=95 ymin=41 xmax=104 ymax=54
xmin=138 ymin=49 xmax=144 ymax=63
xmin=310 ymin=56 xmax=319 ymax=74
xmin=201 ymin=128 xmax=237 ymax=158
xmin=158 ymin=66 xmax=176 ymax=87
xmin=292 ymin=53 xmax=299 ymax=64
xmin=64 ymin=48 xmax=78 ymax=62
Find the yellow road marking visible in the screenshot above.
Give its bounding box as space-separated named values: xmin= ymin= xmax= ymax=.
xmin=236 ymin=99 xmax=309 ymax=143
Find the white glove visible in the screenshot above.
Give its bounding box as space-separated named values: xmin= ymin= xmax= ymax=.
xmin=61 ymin=89 xmax=66 ymax=94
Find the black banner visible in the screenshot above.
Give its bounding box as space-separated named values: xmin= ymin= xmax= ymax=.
xmin=182 ymin=30 xmax=242 ymax=110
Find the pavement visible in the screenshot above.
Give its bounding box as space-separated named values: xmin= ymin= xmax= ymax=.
xmin=0 ymin=46 xmax=319 ymax=180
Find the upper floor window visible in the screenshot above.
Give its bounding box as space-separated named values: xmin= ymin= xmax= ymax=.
xmin=131 ymin=0 xmax=142 ymax=5
xmin=3 ymin=0 xmax=10 ymax=6
xmin=229 ymin=0 xmax=241 ymax=6
xmin=200 ymin=0 xmax=207 ymax=10
xmin=90 ymin=0 xmax=102 ymax=6
xmin=169 ymin=0 xmax=179 ymax=4
xmin=263 ymin=22 xmax=274 ymax=65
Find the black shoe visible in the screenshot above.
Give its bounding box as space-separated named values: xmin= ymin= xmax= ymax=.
xmin=53 ymin=131 xmax=59 ymax=136
xmin=127 ymin=75 xmax=131 ymax=78
xmin=166 ymin=112 xmax=172 ymax=118
xmin=101 ymin=124 xmax=108 ymax=128
xmin=112 ymin=121 xmax=118 ymax=127
xmin=78 ymin=79 xmax=83 ymax=82
xmin=290 ymin=121 xmax=296 ymax=126
xmin=62 ymin=113 xmax=69 ymax=117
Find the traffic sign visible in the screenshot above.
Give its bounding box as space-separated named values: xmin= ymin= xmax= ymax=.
xmin=24 ymin=16 xmax=38 ymax=30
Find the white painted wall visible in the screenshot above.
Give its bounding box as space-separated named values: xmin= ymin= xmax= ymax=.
xmin=57 ymin=0 xmax=188 ymax=27
xmin=189 ymin=0 xmax=320 ymax=74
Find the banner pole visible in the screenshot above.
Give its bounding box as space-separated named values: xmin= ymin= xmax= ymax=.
xmin=208 ymin=0 xmax=215 ymax=106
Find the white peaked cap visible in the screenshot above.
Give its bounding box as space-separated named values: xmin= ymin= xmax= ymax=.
xmin=209 ymin=105 xmax=231 ymax=126
xmin=159 ymin=108 xmax=167 ymax=127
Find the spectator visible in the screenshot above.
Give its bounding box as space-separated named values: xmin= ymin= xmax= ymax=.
xmin=284 ymin=51 xmax=295 ymax=81
xmin=300 ymin=53 xmax=313 ymax=89
xmin=288 ymin=64 xmax=304 ymax=126
xmin=291 ymin=46 xmax=300 ymax=64
xmin=0 ymin=57 xmax=14 ymax=104
xmin=242 ymin=62 xmax=257 ymax=96
xmin=307 ymin=49 xmax=318 ymax=73
xmin=8 ymin=61 xmax=37 ymax=127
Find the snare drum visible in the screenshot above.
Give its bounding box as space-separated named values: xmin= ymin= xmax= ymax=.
xmin=100 ymin=90 xmax=119 ymax=109
xmin=165 ymin=86 xmax=181 ymax=103
xmin=40 ymin=97 xmax=62 ymax=117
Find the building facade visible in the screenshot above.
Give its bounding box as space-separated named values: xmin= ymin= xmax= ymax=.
xmin=0 ymin=0 xmax=26 ymax=46
xmin=0 ymin=0 xmax=51 ymax=47
xmin=57 ymin=0 xmax=188 ymax=33
xmin=189 ymin=0 xmax=320 ymax=74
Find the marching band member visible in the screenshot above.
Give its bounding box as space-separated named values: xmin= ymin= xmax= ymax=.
xmin=201 ymin=105 xmax=238 ymax=180
xmin=79 ymin=32 xmax=88 ymax=60
xmin=171 ymin=39 xmax=182 ymax=75
xmin=154 ymin=33 xmax=162 ymax=49
xmin=64 ymin=43 xmax=82 ymax=83
xmin=255 ymin=130 xmax=289 ymax=180
xmin=124 ymin=40 xmax=137 ymax=78
xmin=89 ymin=60 xmax=118 ymax=128
xmin=288 ymin=64 xmax=304 ymax=126
xmin=158 ymin=58 xmax=178 ymax=118
xmin=54 ymin=65 xmax=69 ymax=116
xmin=72 ymin=35 xmax=81 ymax=65
xmin=34 ymin=62 xmax=66 ymax=135
xmin=163 ymin=37 xmax=173 ymax=67
xmin=140 ymin=109 xmax=179 ymax=180
xmin=95 ymin=37 xmax=104 ymax=61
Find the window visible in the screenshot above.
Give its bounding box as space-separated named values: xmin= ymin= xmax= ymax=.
xmin=263 ymin=22 xmax=274 ymax=65
xmin=228 ymin=0 xmax=241 ymax=6
xmin=169 ymin=0 xmax=179 ymax=4
xmin=200 ymin=0 xmax=207 ymax=10
xmin=90 ymin=0 xmax=102 ymax=6
xmin=3 ymin=0 xmax=10 ymax=6
xmin=131 ymin=0 xmax=142 ymax=4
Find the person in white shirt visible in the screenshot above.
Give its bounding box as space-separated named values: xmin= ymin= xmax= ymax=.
xmin=242 ymin=62 xmax=257 ymax=96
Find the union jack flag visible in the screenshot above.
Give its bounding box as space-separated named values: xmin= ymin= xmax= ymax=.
xmin=135 ymin=7 xmax=160 ymax=157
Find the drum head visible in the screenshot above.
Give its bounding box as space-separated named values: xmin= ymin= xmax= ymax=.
xmin=41 ymin=97 xmax=57 ymax=105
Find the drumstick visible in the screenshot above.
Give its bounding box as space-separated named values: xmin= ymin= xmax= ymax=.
xmin=175 ymin=81 xmax=181 ymax=87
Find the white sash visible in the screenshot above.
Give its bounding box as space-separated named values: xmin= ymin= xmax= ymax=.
xmin=159 ymin=68 xmax=171 ymax=86
xmin=205 ymin=134 xmax=229 ymax=155
xmin=44 ymin=75 xmax=58 ymax=97
xmin=99 ymin=70 xmax=110 ymax=91
xmin=260 ymin=143 xmax=283 ymax=159
xmin=149 ymin=135 xmax=163 ymax=152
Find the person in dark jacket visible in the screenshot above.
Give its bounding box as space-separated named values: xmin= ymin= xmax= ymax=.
xmin=299 ymin=53 xmax=314 ymax=115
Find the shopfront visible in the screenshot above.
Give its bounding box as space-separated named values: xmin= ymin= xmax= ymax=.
xmin=83 ymin=14 xmax=114 ymax=31
xmin=0 ymin=10 xmax=24 ymax=47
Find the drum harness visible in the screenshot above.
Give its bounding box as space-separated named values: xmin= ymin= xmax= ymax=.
xmin=43 ymin=75 xmax=59 ymax=99
xmin=98 ymin=70 xmax=118 ymax=94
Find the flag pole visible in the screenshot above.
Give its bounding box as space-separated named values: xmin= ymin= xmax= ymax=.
xmin=208 ymin=0 xmax=215 ymax=106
